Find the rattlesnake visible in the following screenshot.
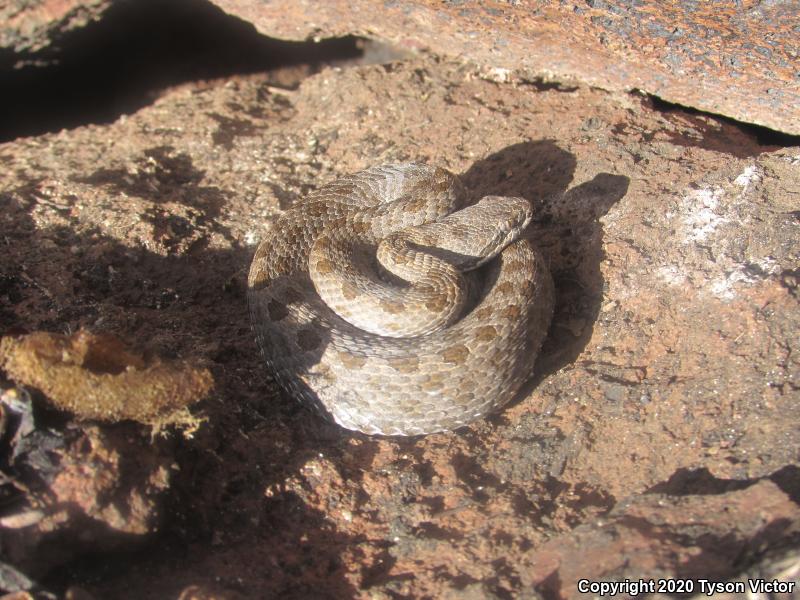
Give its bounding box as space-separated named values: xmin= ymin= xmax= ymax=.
xmin=248 ymin=163 xmax=554 ymax=435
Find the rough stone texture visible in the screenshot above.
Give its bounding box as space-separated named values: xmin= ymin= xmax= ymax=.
xmin=0 ymin=0 xmax=108 ymax=55
xmin=2 ymin=50 xmax=799 ymax=597
xmin=4 ymin=1 xmax=799 ymax=136
xmin=527 ymin=480 xmax=800 ymax=597
xmin=209 ymin=0 xmax=800 ymax=136
xmin=0 ymin=386 xmax=172 ymax=580
xmin=1 ymin=330 xmax=212 ymax=426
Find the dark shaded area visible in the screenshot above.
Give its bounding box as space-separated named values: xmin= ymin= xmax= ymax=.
xmin=648 ymin=467 xmax=756 ymax=496
xmin=1 ymin=181 xmax=367 ymax=597
xmin=649 ymin=465 xmax=800 ymax=506
xmin=615 ymin=515 xmax=799 ymax=584
xmin=73 ymin=144 xmax=238 ymax=251
xmin=519 ymin=77 xmax=579 ymax=93
xmin=0 ymin=0 xmax=365 ymax=142
xmin=0 ymin=385 xmax=171 ymax=595
xmin=771 ymin=466 xmax=800 ymax=506
xmin=461 ymin=141 xmax=630 ymax=411
xmin=648 ymin=94 xmax=800 ymax=149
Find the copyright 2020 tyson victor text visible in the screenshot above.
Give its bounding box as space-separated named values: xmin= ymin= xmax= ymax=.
xmin=577 ymin=578 xmax=796 ymax=596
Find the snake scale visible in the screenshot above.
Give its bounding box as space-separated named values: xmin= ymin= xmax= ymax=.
xmin=248 ymin=163 xmax=554 ymax=435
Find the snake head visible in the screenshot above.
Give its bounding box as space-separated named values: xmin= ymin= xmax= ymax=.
xmin=468 ymin=195 xmax=533 ymax=267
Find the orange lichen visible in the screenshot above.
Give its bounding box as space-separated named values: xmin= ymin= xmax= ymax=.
xmin=0 ymin=330 xmax=213 ymax=428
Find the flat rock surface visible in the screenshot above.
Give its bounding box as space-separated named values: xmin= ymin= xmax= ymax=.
xmin=5 ymin=1 xmax=799 ymax=135
xmin=1 ymin=49 xmax=799 ymax=600
xmin=210 ymin=0 xmax=800 ymax=135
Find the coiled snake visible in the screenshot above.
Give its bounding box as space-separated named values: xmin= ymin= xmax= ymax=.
xmin=248 ymin=164 xmax=554 ymax=435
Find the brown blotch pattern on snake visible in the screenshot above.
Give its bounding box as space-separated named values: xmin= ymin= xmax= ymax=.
xmin=475 ymin=325 xmax=498 ymax=342
xmin=247 ymin=163 xmax=554 ymax=436
xmin=339 ymin=352 xmax=367 ymax=369
xmin=441 ymin=344 xmax=470 ymax=365
xmin=387 ymin=356 xmax=420 ymax=373
xmin=379 ymin=299 xmax=405 ymax=315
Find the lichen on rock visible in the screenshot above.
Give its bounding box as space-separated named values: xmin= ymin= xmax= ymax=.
xmin=0 ymin=330 xmax=212 ymax=429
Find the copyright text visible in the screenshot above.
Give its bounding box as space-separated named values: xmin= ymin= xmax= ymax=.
xmin=577 ymin=578 xmax=796 ymax=596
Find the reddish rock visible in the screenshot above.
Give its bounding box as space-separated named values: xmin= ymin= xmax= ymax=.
xmin=0 ymin=387 xmax=172 ymax=579
xmin=526 ymin=480 xmax=800 ymax=598
xmin=1 ymin=27 xmax=798 ymax=599
xmin=209 ymin=0 xmax=800 ymax=135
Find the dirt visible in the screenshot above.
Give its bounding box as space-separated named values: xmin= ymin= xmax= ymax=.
xmin=0 ymin=6 xmax=799 ymax=600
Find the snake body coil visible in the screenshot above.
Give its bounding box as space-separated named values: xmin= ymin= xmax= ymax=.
xmin=248 ymin=164 xmax=554 ymax=435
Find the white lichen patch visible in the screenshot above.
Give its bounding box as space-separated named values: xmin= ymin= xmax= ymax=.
xmin=733 ymin=165 xmax=763 ymax=190
xmin=655 ymin=265 xmax=688 ymax=287
xmin=708 ymin=257 xmax=783 ymax=300
xmin=480 ymin=66 xmax=513 ymax=83
xmin=680 ymin=186 xmax=727 ymax=244
xmin=753 ymin=255 xmax=781 ymax=275
xmin=650 ymin=165 xmax=787 ymax=302
xmin=708 ymin=268 xmax=758 ymax=300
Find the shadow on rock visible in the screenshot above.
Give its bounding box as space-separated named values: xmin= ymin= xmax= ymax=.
xmin=0 ymin=0 xmax=364 ymax=142
xmin=462 ymin=140 xmax=630 ymax=407
xmin=0 ymin=181 xmax=366 ymax=597
xmin=648 ymin=465 xmax=800 ymax=505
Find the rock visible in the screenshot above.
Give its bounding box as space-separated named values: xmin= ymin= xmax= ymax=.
xmin=0 ymin=23 xmax=798 ymax=599
xmin=0 ymin=1 xmax=109 ymax=55
xmin=208 ymin=0 xmax=800 ymax=135
xmin=527 ymin=480 xmax=800 ymax=598
xmin=0 ymin=388 xmax=172 ymax=581
xmin=4 ymin=1 xmax=798 ymax=134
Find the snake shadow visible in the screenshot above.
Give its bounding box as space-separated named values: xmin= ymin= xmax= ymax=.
xmin=460 ymin=140 xmax=630 ymax=418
